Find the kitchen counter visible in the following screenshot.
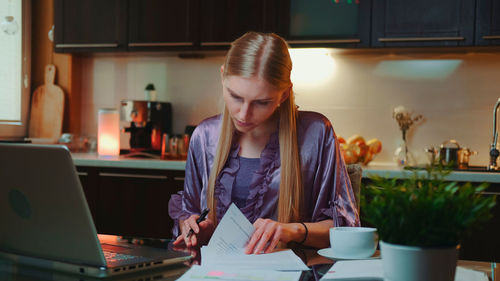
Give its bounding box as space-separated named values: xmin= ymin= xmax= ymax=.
xmin=364 ymin=163 xmax=500 ymax=183
xmin=71 ymin=152 xmax=186 ymax=170
xmin=71 ymin=153 xmax=500 ymax=183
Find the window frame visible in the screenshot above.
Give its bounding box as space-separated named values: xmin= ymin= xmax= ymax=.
xmin=0 ymin=0 xmax=31 ymax=139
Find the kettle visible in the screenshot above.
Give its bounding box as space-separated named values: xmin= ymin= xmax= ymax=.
xmin=439 ymin=139 xmax=461 ymax=167
xmin=425 ymin=140 xmax=477 ymax=169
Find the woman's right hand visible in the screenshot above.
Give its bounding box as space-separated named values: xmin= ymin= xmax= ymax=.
xmin=173 ymin=214 xmax=215 ymax=248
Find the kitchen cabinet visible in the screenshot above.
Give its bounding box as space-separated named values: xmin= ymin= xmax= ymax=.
xmin=54 ymin=0 xmax=499 ymax=52
xmin=76 ymin=166 xmax=185 ymax=239
xmin=127 ymin=0 xmax=197 ymax=51
xmin=371 ymin=0 xmax=475 ymax=47
xmin=54 ymin=0 xmax=127 ymax=53
xmin=458 ymin=187 xmax=500 ymax=262
xmin=284 ymin=0 xmax=371 ymax=48
xmin=199 ymin=0 xmax=285 ymax=49
xmin=475 ymin=0 xmax=500 ymax=45
xmin=54 ymin=0 xmax=283 ymax=53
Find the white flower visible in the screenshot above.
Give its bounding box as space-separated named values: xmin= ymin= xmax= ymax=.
xmin=393 ymin=105 xmax=408 ymax=116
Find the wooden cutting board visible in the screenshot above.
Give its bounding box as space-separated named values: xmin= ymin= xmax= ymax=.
xmin=28 ymin=64 xmax=65 ymax=140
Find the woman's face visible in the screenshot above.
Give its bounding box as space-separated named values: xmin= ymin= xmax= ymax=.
xmin=222 ymin=75 xmax=288 ymax=134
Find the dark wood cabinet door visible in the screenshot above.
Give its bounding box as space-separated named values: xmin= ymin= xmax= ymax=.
xmin=54 ymin=0 xmax=127 ymax=53
xmin=75 ymin=166 xmax=185 ymax=239
xmin=371 ymin=0 xmax=475 ymax=47
xmin=128 ymin=0 xmax=196 ymax=51
xmin=199 ymin=0 xmax=283 ymax=49
xmin=475 ymin=0 xmax=500 ymax=45
xmin=96 ymin=168 xmax=184 ymax=239
xmin=459 ymin=187 xmax=500 ymax=262
xmin=285 ymin=0 xmax=371 ymax=48
xmin=76 ymin=167 xmax=100 ymax=227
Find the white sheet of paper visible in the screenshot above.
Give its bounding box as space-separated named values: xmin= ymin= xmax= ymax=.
xmin=201 ymin=203 xmax=309 ymax=271
xmin=203 ymin=249 xmax=310 ymax=271
xmin=320 ymin=260 xmax=490 ymax=281
xmin=205 ymin=203 xmax=254 ymax=256
xmin=177 ymin=265 xmax=302 ymax=281
xmin=320 ymin=260 xmax=384 ymax=280
xmin=455 ymin=266 xmax=489 ymax=281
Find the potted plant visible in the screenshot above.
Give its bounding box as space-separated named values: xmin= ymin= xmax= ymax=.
xmin=361 ymin=166 xmax=496 ymax=281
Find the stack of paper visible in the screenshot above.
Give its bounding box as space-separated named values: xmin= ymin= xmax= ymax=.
xmin=177 ymin=266 xmax=303 ymax=281
xmin=177 ymin=204 xmax=309 ymax=281
xmin=203 ymin=248 xmax=310 ymax=271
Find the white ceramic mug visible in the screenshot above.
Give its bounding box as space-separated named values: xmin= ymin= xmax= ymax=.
xmin=330 ymin=227 xmax=378 ymax=259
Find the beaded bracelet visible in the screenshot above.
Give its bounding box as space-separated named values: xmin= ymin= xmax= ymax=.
xmin=298 ymin=222 xmax=308 ymax=245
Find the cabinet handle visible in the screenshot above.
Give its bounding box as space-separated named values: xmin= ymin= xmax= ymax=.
xmin=482 ymin=35 xmax=500 ymax=40
xmin=173 ymin=177 xmax=185 ymax=181
xmin=287 ymin=39 xmax=361 ymax=44
xmin=200 ymin=42 xmax=232 ymax=46
xmin=128 ymin=42 xmax=193 ymax=47
xmin=482 ymin=191 xmax=500 ymax=195
xmin=99 ymin=172 xmax=168 ymax=180
xmin=378 ymin=37 xmax=464 ymax=42
xmin=55 ymin=43 xmax=119 ymax=48
xmin=77 ymin=172 xmax=88 ymax=176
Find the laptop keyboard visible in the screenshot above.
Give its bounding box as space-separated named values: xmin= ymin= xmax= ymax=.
xmin=103 ymin=250 xmax=138 ymax=262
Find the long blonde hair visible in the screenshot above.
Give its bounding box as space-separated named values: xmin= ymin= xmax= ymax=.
xmin=207 ymin=32 xmax=303 ymax=225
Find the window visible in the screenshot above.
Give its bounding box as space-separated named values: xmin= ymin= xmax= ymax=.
xmin=0 ymin=0 xmax=30 ymax=138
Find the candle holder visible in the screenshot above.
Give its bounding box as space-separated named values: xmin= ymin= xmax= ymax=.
xmin=97 ymin=108 xmax=120 ymax=157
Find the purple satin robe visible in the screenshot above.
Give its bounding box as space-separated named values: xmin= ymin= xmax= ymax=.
xmin=168 ymin=111 xmax=360 ymax=237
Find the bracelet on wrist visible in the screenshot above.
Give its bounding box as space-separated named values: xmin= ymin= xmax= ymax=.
xmin=298 ymin=222 xmax=308 ymax=245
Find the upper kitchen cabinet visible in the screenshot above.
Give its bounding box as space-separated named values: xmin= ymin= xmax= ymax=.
xmin=475 ymin=0 xmax=500 ymax=45
xmin=54 ymin=0 xmax=127 ymax=53
xmin=128 ymin=0 xmax=197 ymax=51
xmin=199 ymin=0 xmax=284 ymax=49
xmin=284 ymin=0 xmax=371 ymax=48
xmin=371 ymin=0 xmax=475 ymax=47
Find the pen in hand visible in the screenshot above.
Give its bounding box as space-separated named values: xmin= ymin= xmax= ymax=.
xmin=186 ymin=208 xmax=210 ymax=238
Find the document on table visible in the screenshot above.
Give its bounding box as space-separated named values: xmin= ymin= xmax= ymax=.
xmin=320 ymin=260 xmax=384 ymax=280
xmin=455 ymin=267 xmax=489 ymax=281
xmin=200 ymin=203 xmax=309 ymax=271
xmin=320 ymin=260 xmax=489 ymax=281
xmin=177 ymin=265 xmax=302 ymax=281
xmin=202 ymin=248 xmax=310 ymax=271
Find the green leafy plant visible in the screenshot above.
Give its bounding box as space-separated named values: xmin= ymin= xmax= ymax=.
xmin=361 ymin=166 xmax=497 ymax=247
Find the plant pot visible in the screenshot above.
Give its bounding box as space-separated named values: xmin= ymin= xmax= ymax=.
xmin=380 ymin=241 xmax=458 ymax=281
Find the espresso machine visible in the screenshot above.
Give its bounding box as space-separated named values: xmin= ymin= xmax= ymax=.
xmin=120 ymin=100 xmax=172 ymax=154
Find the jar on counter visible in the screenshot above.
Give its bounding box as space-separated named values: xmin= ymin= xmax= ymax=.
xmin=144 ymin=83 xmax=157 ymax=101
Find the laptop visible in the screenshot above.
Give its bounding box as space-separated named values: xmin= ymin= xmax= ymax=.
xmin=0 ymin=143 xmax=191 ymax=278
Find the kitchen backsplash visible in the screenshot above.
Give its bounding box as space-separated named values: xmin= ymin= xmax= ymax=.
xmin=79 ymin=49 xmax=500 ymax=167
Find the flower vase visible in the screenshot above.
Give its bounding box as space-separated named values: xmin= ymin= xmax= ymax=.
xmin=394 ymin=138 xmax=414 ymax=167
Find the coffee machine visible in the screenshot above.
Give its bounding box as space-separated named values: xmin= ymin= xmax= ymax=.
xmin=120 ymin=100 xmax=172 ymax=153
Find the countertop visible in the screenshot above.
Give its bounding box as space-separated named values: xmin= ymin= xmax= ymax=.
xmin=71 ymin=153 xmax=500 ymax=183
xmin=71 ymin=152 xmax=186 ymax=171
xmin=364 ymin=163 xmax=500 ymax=184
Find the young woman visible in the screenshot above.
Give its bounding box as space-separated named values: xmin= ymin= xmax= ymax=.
xmin=169 ymin=32 xmax=359 ymax=254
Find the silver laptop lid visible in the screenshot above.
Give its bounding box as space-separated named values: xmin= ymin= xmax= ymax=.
xmin=0 ymin=143 xmax=106 ymax=267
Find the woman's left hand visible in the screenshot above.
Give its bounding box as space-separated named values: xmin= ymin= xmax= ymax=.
xmin=245 ymin=218 xmax=299 ymax=254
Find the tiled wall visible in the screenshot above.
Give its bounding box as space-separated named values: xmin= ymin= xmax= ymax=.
xmin=80 ymin=49 xmax=500 ymax=167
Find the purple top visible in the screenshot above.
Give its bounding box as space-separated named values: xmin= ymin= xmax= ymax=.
xmin=232 ymin=156 xmax=260 ymax=209
xmin=168 ymin=111 xmax=360 ymax=237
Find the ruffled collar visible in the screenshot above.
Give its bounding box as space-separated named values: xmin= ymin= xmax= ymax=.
xmin=214 ymin=130 xmax=281 ymax=222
